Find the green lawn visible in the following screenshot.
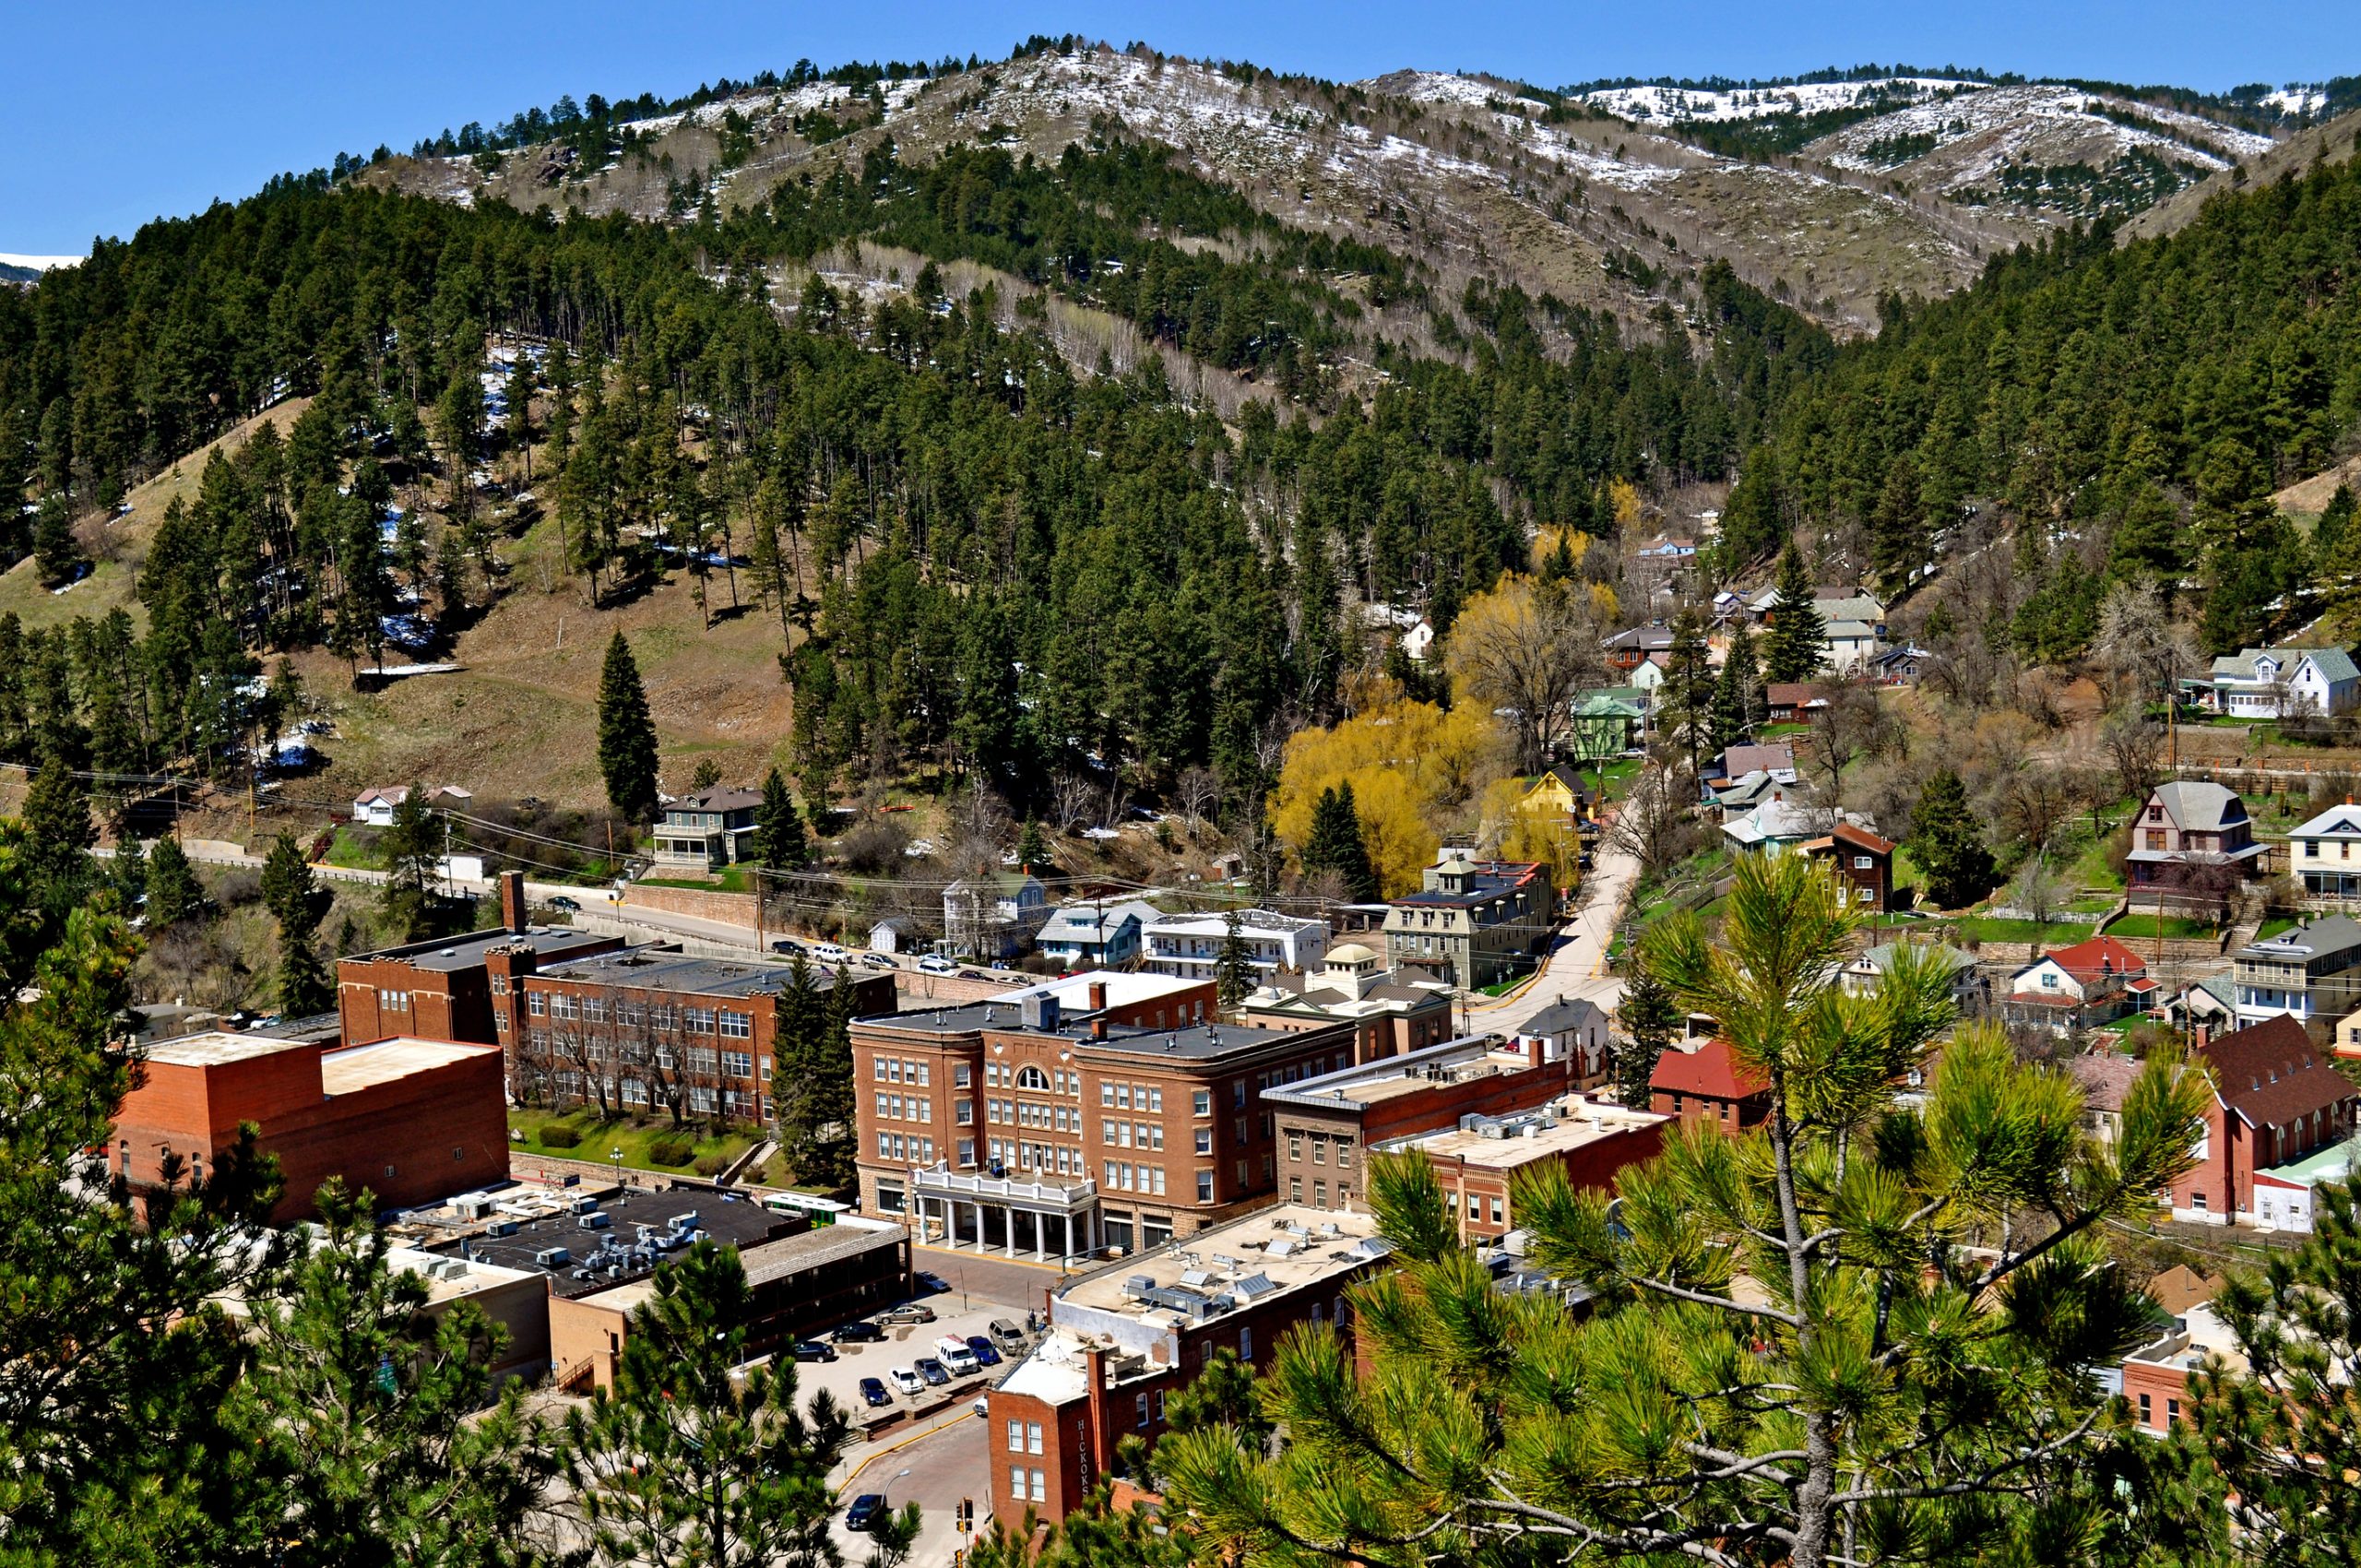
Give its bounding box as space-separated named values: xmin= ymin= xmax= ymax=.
xmin=508 ymin=1110 xmax=763 ymax=1177
xmin=1928 ymin=916 xmax=2096 ymax=948
xmin=2258 ymin=915 xmax=2302 ymax=939
xmin=324 ymin=826 xmax=385 ymax=870
xmin=2118 ymin=914 xmax=2225 ymax=942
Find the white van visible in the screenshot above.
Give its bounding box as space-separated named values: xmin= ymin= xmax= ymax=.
xmin=934 ymin=1336 xmax=981 ymax=1375
xmin=918 ymin=954 xmax=958 ymax=976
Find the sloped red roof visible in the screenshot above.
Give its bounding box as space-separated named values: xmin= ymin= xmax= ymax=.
xmin=2200 ymin=1015 xmax=2359 ymax=1129
xmin=2043 ymin=935 xmax=2147 ymax=983
xmin=1651 ymin=1038 xmax=1769 ymax=1101
xmin=1805 ymin=821 xmax=1896 ymax=858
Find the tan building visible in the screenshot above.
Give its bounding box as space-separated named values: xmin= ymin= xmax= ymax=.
xmin=1242 ymin=943 xmax=1457 ymax=1062
xmin=1372 ymin=1096 xmax=1667 ymax=1242
xmin=986 ymin=1204 xmax=1393 ymax=1530
xmin=851 ymin=987 xmax=1353 ymax=1259
xmin=1382 ymin=857 xmax=1551 ymax=991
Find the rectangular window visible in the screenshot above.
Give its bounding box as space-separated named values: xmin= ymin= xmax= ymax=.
xmin=1007 ymin=1420 xmax=1024 ymax=1453
xmin=620 ymin=999 xmax=644 ymax=1026
xmin=958 ymin=1099 xmax=974 ymax=1125
xmin=915 ymin=1063 xmax=931 ymax=1087
xmin=1029 ymin=1468 xmax=1046 ymax=1503
xmin=2139 ymin=1393 xmax=2152 ymax=1425
xmin=1197 ymin=1170 xmax=1215 ymax=1203
xmin=1287 ymin=1134 xmax=1302 ymax=1162
xmin=582 ymin=996 xmax=606 ymax=1023
xmin=651 ymin=1005 xmax=676 ymax=1031
xmin=873 ymin=1058 xmax=888 ymax=1081
xmin=528 ymin=992 xmax=547 ymax=1016
xmin=1290 ymin=1177 xmax=1302 ymax=1202
xmin=955 ymin=1063 xmax=971 ymax=1087
xmin=1335 ymin=1142 xmax=1353 ymax=1170
xmin=1100 ymin=1082 xmax=1114 ymax=1106
xmin=1195 ymin=1129 xmax=1213 ymax=1155
xmin=1135 ymin=1394 xmax=1150 ymax=1429
xmin=720 ymin=1051 xmax=753 ymax=1078
xmin=718 ymin=1011 xmax=752 ymax=1039
xmin=1027 ymin=1422 xmax=1044 ymax=1455
xmin=1193 ymin=1090 xmax=1211 ymax=1117
xmin=1146 ymin=1087 xmax=1163 ymax=1111
xmin=1314 ymin=1180 xmax=1327 ymax=1206
xmin=1489 ymin=1195 xmax=1504 ymax=1224
xmin=1115 ymin=1084 xmax=1132 ymax=1109
xmin=1312 ymin=1138 xmax=1326 ymax=1165
xmin=958 ymin=1139 xmax=975 ymax=1167
xmin=550 ymin=993 xmax=575 ymax=1019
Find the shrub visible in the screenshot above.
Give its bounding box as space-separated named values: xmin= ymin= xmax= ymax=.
xmin=540 ymin=1123 xmax=581 ymax=1149
xmin=694 ymin=1154 xmax=729 ymax=1178
xmin=647 ymin=1134 xmax=695 ymax=1168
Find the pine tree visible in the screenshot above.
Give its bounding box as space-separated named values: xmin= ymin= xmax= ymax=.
xmin=563 ymin=1242 xmax=899 ymax=1568
xmin=1160 ymin=852 xmax=2210 ymax=1568
xmin=19 ymin=752 xmax=94 ymax=908
xmin=1214 ymin=907 xmax=1254 ymax=1011
xmin=261 ymin=831 xmax=333 ymax=1016
xmin=145 ymin=834 xmax=202 ymax=926
xmin=1613 ymin=954 xmax=1679 ymax=1109
xmin=597 ymin=633 xmax=658 ymax=825
xmin=1015 ymin=817 xmax=1050 ymax=874
xmin=1661 ymin=604 xmax=1714 ymax=778
xmin=753 ymin=767 xmax=806 ymax=871
xmin=379 ymin=785 xmax=445 ymax=943
xmin=1302 ymin=784 xmax=1378 ymax=902
xmin=108 ymin=832 xmax=147 ymax=914
xmin=31 ymin=493 xmax=82 ymax=588
xmin=1910 ymin=768 xmax=1998 ymax=909
xmin=232 ymin=1182 xmax=564 ymax=1560
xmin=1762 ymin=540 xmax=1827 ymax=684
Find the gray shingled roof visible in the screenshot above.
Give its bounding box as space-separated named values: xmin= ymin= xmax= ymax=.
xmin=2150 ymin=780 xmax=2246 ymax=833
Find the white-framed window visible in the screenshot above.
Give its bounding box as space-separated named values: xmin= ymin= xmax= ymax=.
xmin=1197 ymin=1170 xmax=1215 ymax=1203
xmin=1027 ymin=1421 xmax=1043 ymax=1455
xmin=872 ymin=1058 xmax=888 ymax=1081
xmin=955 ymin=1063 xmax=971 ymax=1087
xmin=528 ymin=992 xmax=546 ymax=1016
xmin=719 ymin=1011 xmax=752 ymax=1039
xmin=721 ymin=1051 xmax=753 ymax=1078
xmin=684 ymin=1007 xmax=717 ymax=1033
xmin=550 ymin=993 xmax=575 ymax=1019
xmin=1006 ymin=1420 xmax=1023 ymax=1452
xmin=582 ymin=996 xmax=606 ymax=1023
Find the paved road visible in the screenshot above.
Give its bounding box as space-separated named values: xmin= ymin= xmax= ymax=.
xmin=1465 ymin=839 xmax=1641 ymax=1033
xmin=914 ymin=1246 xmax=1072 ymax=1317
xmin=834 ymin=1410 xmax=992 ymax=1568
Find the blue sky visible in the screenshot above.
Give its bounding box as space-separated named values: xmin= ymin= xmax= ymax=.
xmin=6 ymin=0 xmax=2355 ymax=255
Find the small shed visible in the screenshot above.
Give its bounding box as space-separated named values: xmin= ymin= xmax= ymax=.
xmin=869 ymin=916 xmax=919 ymax=956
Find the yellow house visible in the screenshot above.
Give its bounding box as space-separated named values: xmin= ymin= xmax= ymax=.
xmin=1519 ymin=764 xmax=1589 ymax=822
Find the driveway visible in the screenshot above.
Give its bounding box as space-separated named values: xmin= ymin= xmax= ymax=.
xmin=1465 ymin=840 xmax=1640 ymax=1034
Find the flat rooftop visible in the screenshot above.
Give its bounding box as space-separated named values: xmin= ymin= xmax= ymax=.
xmin=857 ymin=1004 xmax=1331 ymax=1061
xmin=349 ymin=924 xmax=613 ymax=973
xmin=320 ymin=1037 xmax=496 ymax=1094
xmin=1264 ymin=1036 xmax=1529 ymax=1111
xmin=429 ymin=1186 xmax=791 ymax=1299
xmin=1377 ymin=1094 xmax=1667 ymax=1170
xmin=992 ymin=970 xmax=1207 ymax=1010
xmin=383 ymin=1243 xmax=543 ymax=1304
xmin=147 ymin=1030 xmax=304 ymax=1068
xmin=739 ymin=1218 xmax=906 ymax=1285
xmin=1055 ymin=1202 xmax=1392 ymax=1321
xmin=536 ymin=946 xmax=868 ymax=998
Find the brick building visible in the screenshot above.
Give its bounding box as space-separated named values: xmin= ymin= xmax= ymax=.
xmin=985 ymin=1203 xmax=1394 ymax=1529
xmin=1263 ymin=1033 xmax=1662 ymax=1235
xmin=1241 ymin=944 xmax=1457 ymax=1063
xmin=851 ymin=986 xmax=1350 ymax=1259
xmin=109 ymin=1032 xmax=510 ymax=1221
xmin=1374 ymin=1095 xmax=1667 ymax=1241
xmin=1650 ymin=1039 xmax=1772 ymax=1132
xmin=2169 ymin=1015 xmax=2359 ymax=1226
xmin=503 ymin=946 xmax=896 ymax=1123
xmin=338 ymin=873 xmax=621 ymax=1050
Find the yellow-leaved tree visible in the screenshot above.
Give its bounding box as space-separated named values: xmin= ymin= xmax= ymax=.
xmin=1443 ymin=573 xmax=1615 ymax=775
xmin=1476 ymin=775 xmax=1583 ymax=894
xmin=1271 ymin=699 xmax=1511 ymax=897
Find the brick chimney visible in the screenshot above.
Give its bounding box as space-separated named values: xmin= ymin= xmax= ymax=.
xmin=1088 ymin=980 xmax=1109 ymax=1014
xmin=499 ymin=871 xmax=528 ymax=934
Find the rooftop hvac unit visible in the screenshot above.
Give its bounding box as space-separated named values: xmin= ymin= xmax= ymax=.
xmin=1478 ymin=1121 xmax=1508 ymax=1139
xmin=666 ymin=1211 xmax=700 ymax=1231
xmin=1211 ymin=1253 xmax=1243 ymax=1270
xmin=1267 ymin=1237 xmax=1299 ymax=1258
xmin=1123 ymin=1274 xmax=1159 ymax=1298
xmin=1230 ymin=1274 xmax=1278 ymax=1301
xmin=534 ymin=1246 xmax=572 ymax=1268
xmin=1180 ymin=1269 xmax=1216 ymax=1289
xmin=1318 ymin=1222 xmax=1341 ymax=1238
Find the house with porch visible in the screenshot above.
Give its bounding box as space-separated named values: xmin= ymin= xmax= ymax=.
xmin=2125 ymin=781 xmax=2267 ymax=892
xmin=943 ymin=872 xmax=1050 ymax=959
xmin=651 ymin=787 xmax=764 ymax=873
xmin=2287 ymin=802 xmax=2361 ymax=901
xmin=2187 ymin=646 xmax=2361 ymax=718
xmin=2003 ymin=936 xmax=2153 ymax=1031
xmin=2229 ymin=914 xmax=2361 ymax=1030
xmin=1801 ymin=823 xmax=1896 ymax=913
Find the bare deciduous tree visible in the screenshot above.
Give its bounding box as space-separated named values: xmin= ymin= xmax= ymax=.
xmin=1602 ymin=762 xmax=1705 ymax=880
xmin=1176 ymin=766 xmax=1222 ymax=838
xmin=1444 ymin=574 xmax=1610 ymax=774
xmin=1050 ymin=770 xmax=1097 ymax=834
xmin=2101 ymin=707 xmax=2166 ymax=803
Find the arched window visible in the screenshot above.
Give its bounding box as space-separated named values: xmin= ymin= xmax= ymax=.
xmin=1015 ymin=1064 xmax=1050 ymax=1091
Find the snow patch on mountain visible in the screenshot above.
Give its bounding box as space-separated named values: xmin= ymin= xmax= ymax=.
xmin=1365 ymin=71 xmax=1548 ymax=113
xmin=1584 ymin=77 xmax=1987 ymax=125
xmin=1810 ymin=83 xmax=2272 ymax=183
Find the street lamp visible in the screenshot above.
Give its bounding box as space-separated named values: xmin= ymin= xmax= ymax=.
xmin=611 ymin=1146 xmax=624 ymax=1190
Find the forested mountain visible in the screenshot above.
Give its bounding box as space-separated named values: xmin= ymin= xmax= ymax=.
xmin=0 ymin=36 xmax=2356 ymax=834
xmin=355 ymin=43 xmax=2312 ymax=336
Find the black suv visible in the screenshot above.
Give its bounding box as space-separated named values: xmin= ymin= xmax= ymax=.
xmin=831 ymin=1320 xmax=885 ymax=1343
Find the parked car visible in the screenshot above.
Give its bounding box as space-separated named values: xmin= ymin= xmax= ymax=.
xmin=887 ymin=1366 xmax=924 ymax=1396
xmin=792 ymin=1340 xmax=836 ymax=1362
xmin=858 ymin=1376 xmax=892 ymax=1408
xmin=844 ymin=1494 xmax=886 ymax=1532
xmin=881 ymin=1303 xmax=935 ymax=1324
xmin=915 ymin=1270 xmax=952 ymax=1294
xmin=832 ymin=1321 xmax=885 ymax=1343
xmin=859 ymin=952 xmax=896 ymax=969
xmin=971 ymin=1398 xmax=991 ymax=1419
xmin=988 ymin=1318 xmax=1026 ymax=1351
xmin=813 ymin=942 xmax=849 ymax=964
xmin=958 ymin=969 xmax=990 ymax=981
xmin=546 ymin=895 xmax=582 ymax=912
xmin=918 ymin=955 xmax=958 ymax=975
xmin=965 ymin=1335 xmax=1002 ymax=1367
xmin=770 ymin=938 xmax=807 ymax=957
xmin=914 ymin=1358 xmax=949 ymax=1386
